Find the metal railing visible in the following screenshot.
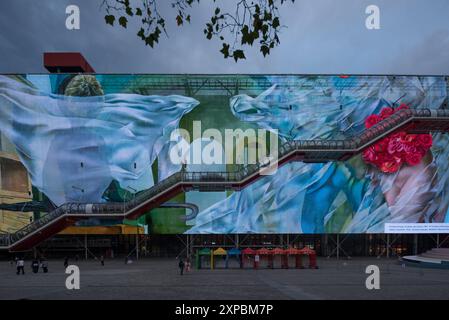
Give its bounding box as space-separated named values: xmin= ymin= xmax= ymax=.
xmin=0 ymin=234 xmax=10 ymax=247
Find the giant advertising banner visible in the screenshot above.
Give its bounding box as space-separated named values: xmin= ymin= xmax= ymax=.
xmin=0 ymin=74 xmax=449 ymax=234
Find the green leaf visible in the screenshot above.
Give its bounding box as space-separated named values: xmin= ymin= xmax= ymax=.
xmin=272 ymin=17 xmax=280 ymax=28
xmin=176 ymin=15 xmax=183 ymax=26
xmin=153 ymin=27 xmax=161 ymax=42
xmin=105 ymin=15 xmax=115 ymax=26
xmin=137 ymin=28 xmax=145 ymax=40
xmin=241 ymin=25 xmax=250 ymax=44
xmin=260 ymin=45 xmax=270 ymax=57
xmin=220 ymin=43 xmax=230 ymax=58
xmin=261 ymin=24 xmax=269 ymax=35
xmin=233 ymin=49 xmax=246 ymax=62
xmin=241 ymin=26 xmax=255 ymax=46
xmin=264 ymin=11 xmax=272 ymax=21
xmin=145 ymin=36 xmax=154 ymax=47
xmin=205 ymin=24 xmax=213 ymax=39
xmin=215 ymin=7 xmax=220 ymax=15
xmin=252 ymin=30 xmax=259 ymax=40
xmin=135 ymin=8 xmax=142 ymax=16
xmin=118 ymin=16 xmax=128 ymax=28
xmin=125 ymin=7 xmax=133 ymax=16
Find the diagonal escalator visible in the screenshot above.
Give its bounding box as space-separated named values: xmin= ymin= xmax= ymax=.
xmin=2 ymin=108 xmax=449 ymax=251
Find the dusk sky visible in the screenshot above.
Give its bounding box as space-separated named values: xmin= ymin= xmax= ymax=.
xmin=1 ymin=0 xmax=449 ymax=74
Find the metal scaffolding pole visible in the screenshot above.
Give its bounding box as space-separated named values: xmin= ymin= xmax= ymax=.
xmin=135 ymin=227 xmax=139 ymax=260
xmin=413 ymin=234 xmax=418 ymax=255
xmin=376 ymin=234 xmax=400 ymax=258
xmin=336 ymin=234 xmax=340 ymax=260
xmin=324 ymin=234 xmax=328 ymax=256
xmin=186 ymin=234 xmax=190 ymax=258
xmin=84 ymin=234 xmax=88 ymax=260
xmin=326 ymin=234 xmax=349 ymax=259
xmin=386 ymin=234 xmax=390 ymax=258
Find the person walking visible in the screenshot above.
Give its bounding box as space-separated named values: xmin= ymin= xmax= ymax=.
xmin=100 ymin=255 xmax=105 ymax=266
xmin=16 ymin=257 xmax=25 ymax=275
xmin=41 ymin=259 xmax=48 ymax=273
xmin=185 ymin=257 xmax=191 ymax=273
xmin=178 ymin=259 xmax=185 ymax=275
xmin=31 ymin=259 xmax=39 ymax=273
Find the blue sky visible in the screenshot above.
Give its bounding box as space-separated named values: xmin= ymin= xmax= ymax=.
xmin=0 ymin=0 xmax=448 ymax=74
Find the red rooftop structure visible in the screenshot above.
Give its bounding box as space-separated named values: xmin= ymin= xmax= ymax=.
xmin=43 ymin=52 xmax=95 ymax=73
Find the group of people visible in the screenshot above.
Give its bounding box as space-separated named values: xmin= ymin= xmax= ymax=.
xmin=178 ymin=257 xmax=192 ymax=275
xmin=14 ymin=257 xmax=48 ymax=275
xmin=14 ymin=254 xmax=103 ymax=275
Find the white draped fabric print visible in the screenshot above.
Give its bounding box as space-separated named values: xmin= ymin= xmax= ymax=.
xmin=0 ymin=75 xmax=199 ymax=206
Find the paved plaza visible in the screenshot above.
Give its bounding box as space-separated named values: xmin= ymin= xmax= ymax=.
xmin=0 ymin=257 xmax=448 ymax=300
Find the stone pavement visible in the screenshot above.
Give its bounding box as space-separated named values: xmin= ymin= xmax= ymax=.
xmin=0 ymin=257 xmax=448 ymax=300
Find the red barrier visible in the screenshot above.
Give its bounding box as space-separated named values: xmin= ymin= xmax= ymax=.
xmin=241 ymin=248 xmax=256 ymax=269
xmin=298 ymin=247 xmax=318 ymax=269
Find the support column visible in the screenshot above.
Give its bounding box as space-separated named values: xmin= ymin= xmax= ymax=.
xmin=386 ymin=234 xmax=390 ymax=258
xmin=184 ymin=77 xmax=192 ymax=97
xmin=84 ymin=234 xmax=88 ymax=260
xmin=0 ymin=154 xmax=2 ymax=190
xmin=235 ymin=234 xmax=239 ymax=249
xmin=234 ymin=79 xmax=239 ymax=95
xmin=413 ymin=234 xmax=418 ymax=255
xmin=336 ymin=234 xmax=340 ymax=260
xmin=437 ymin=234 xmax=440 ymax=248
xmin=324 ymin=234 xmax=328 ymax=256
xmin=0 ymin=159 xmax=2 ymax=231
xmin=186 ymin=234 xmax=190 ymax=258
xmin=135 ymin=227 xmax=139 ymax=260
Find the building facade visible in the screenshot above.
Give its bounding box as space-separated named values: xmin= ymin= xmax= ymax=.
xmin=0 ymin=132 xmax=32 ymax=233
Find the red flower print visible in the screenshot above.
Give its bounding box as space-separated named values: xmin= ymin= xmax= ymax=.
xmin=365 ymin=114 xmax=381 ymax=129
xmin=380 ymin=107 xmax=394 ymax=120
xmin=417 ymin=134 xmax=433 ymax=148
xmin=380 ymin=159 xmax=401 ymax=173
xmin=405 ymin=152 xmax=423 ymax=166
xmin=362 ymin=146 xmax=378 ymax=163
xmin=361 ymin=103 xmax=432 ymax=173
xmin=387 ymin=137 xmax=404 ymax=155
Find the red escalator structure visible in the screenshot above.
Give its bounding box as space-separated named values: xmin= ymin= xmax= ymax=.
xmin=1 ymin=108 xmax=449 ymax=252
